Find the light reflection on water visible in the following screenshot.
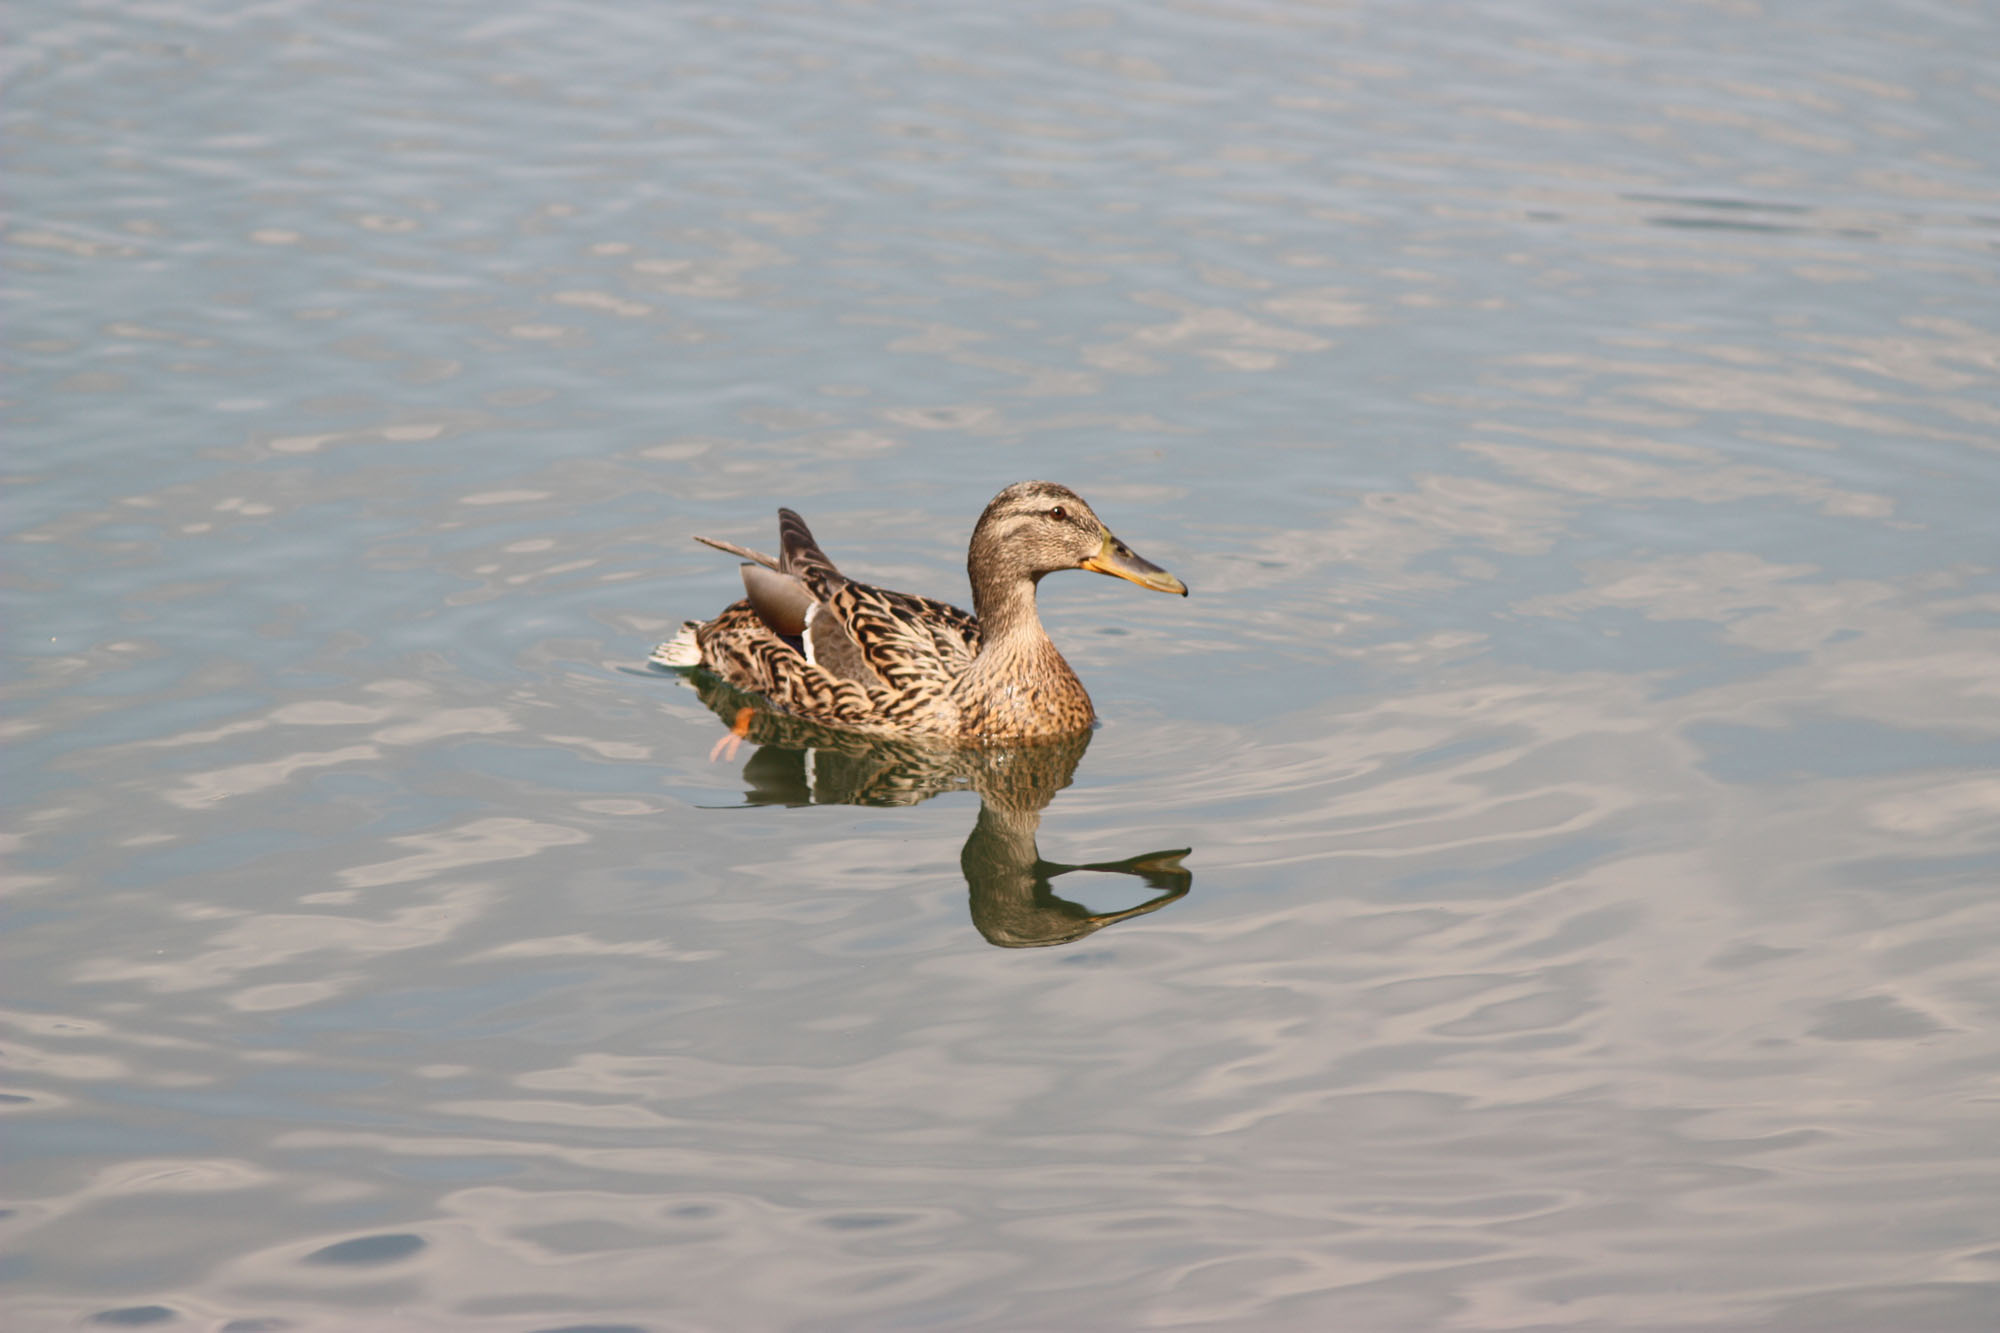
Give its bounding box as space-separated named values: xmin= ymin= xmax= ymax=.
xmin=6 ymin=0 xmax=2000 ymax=1328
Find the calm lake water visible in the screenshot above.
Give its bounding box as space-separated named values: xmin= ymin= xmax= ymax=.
xmin=7 ymin=1 xmax=2000 ymax=1329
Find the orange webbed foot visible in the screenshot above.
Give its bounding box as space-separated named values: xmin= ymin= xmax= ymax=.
xmin=708 ymin=706 xmax=756 ymax=763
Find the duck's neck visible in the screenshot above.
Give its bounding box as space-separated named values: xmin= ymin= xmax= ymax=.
xmin=971 ymin=568 xmax=1047 ymax=649
xmin=967 ymin=569 xmax=1072 ymax=687
xmin=971 ymin=570 xmax=1072 ymax=675
xmin=960 ymin=563 xmax=1092 ymax=736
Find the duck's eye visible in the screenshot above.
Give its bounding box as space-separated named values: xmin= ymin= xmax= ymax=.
xmin=1049 ymin=505 xmax=1067 ymax=521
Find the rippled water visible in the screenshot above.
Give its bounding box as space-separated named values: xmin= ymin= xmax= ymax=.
xmin=8 ymin=1 xmax=2000 ymax=1329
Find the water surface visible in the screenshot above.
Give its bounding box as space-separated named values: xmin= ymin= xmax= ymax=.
xmin=7 ymin=1 xmax=2000 ymax=1329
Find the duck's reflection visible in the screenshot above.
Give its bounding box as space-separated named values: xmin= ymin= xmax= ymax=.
xmin=688 ymin=676 xmax=1191 ymax=948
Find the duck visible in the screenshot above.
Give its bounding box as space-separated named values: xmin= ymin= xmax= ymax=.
xmin=651 ymin=481 xmax=1187 ymax=743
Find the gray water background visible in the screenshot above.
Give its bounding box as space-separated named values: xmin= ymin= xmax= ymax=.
xmin=7 ymin=0 xmax=2000 ymax=1328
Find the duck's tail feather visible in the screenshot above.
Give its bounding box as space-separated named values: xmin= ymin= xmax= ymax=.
xmin=693 ymin=534 xmax=780 ymax=570
xmin=777 ymin=508 xmax=841 ymax=582
xmin=649 ymin=620 xmax=705 ymax=669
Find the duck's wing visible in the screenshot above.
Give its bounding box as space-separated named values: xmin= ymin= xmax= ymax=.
xmin=736 ymin=564 xmax=873 ymax=683
xmin=775 ymin=507 xmax=983 ymax=694
xmin=813 ymin=578 xmax=980 ymax=697
xmin=691 ymin=508 xmax=980 ymax=720
xmin=711 ymin=508 xmax=873 ymax=684
xmin=776 ymin=508 xmax=840 ymax=581
xmin=692 ymin=600 xmax=881 ymax=727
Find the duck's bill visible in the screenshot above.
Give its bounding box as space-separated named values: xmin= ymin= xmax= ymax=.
xmin=1081 ymin=532 xmax=1189 ymax=596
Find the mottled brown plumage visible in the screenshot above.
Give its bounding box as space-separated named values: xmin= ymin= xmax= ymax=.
xmin=652 ymin=481 xmax=1187 ymax=742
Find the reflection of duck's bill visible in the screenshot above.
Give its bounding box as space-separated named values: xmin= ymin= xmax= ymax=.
xmin=1101 ymin=848 xmax=1192 ymax=877
xmin=1081 ymin=532 xmax=1188 ymax=596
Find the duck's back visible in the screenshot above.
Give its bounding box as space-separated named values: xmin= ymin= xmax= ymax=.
xmin=693 ymin=567 xmax=984 ymax=736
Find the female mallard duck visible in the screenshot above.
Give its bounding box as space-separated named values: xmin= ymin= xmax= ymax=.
xmin=652 ymin=481 xmax=1187 ymax=742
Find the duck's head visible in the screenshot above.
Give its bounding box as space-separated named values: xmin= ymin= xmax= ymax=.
xmin=969 ymin=481 xmax=1187 ymax=596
